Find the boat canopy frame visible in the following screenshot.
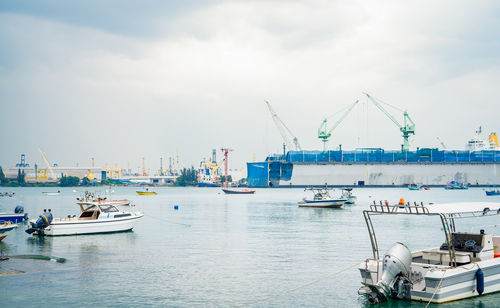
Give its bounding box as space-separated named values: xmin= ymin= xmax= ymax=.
xmin=364 ymin=202 xmax=500 ymax=268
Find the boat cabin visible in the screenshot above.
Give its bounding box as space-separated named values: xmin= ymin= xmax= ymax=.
xmin=77 ymin=203 xmax=120 ymax=220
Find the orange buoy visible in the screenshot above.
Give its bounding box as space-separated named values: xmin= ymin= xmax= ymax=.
xmin=398 ymin=198 xmax=405 ymax=205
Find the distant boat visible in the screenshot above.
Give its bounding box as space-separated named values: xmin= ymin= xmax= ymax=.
xmin=408 ymin=183 xmax=422 ymax=191
xmin=222 ymin=189 xmax=255 ymax=194
xmin=0 ymin=205 xmax=28 ymax=223
xmin=0 ymin=222 xmax=18 ymax=242
xmin=408 ymin=183 xmax=430 ymax=191
xmin=341 ymin=188 xmax=357 ymax=204
xmin=43 ymin=191 xmax=61 ymax=196
xmin=136 ymin=191 xmax=157 ymax=195
xmin=298 ymin=187 xmax=346 ymax=208
xmin=445 ymin=181 xmax=469 ymax=190
xmin=486 ymin=190 xmax=500 ymax=196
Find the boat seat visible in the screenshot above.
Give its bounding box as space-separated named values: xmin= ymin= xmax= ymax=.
xmin=422 ymin=249 xmax=471 ymax=265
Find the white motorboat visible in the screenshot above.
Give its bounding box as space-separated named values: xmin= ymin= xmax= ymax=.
xmin=341 ymin=188 xmax=357 ymax=205
xmin=358 ymin=202 xmax=500 ymax=304
xmin=43 ymin=191 xmax=61 ymax=196
xmin=298 ymin=187 xmax=346 ymax=208
xmin=26 ymin=202 xmax=143 ymax=236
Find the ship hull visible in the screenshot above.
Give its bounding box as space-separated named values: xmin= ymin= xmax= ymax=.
xmin=248 ymin=162 xmax=500 ymax=187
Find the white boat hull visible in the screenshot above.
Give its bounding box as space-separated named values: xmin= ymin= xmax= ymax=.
xmin=298 ymin=199 xmax=346 ymax=208
xmin=360 ymin=256 xmax=500 ymax=304
xmin=34 ymin=213 xmax=143 ymax=236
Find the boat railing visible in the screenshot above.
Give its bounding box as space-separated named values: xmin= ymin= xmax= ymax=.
xmin=370 ymin=200 xmax=430 ymax=214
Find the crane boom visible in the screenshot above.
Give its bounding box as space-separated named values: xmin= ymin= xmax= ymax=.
xmin=265 ymin=101 xmax=302 ymax=151
xmin=318 ymin=100 xmax=359 ymax=151
xmin=37 ymin=148 xmax=56 ymax=180
xmin=364 ymin=93 xmax=415 ymax=151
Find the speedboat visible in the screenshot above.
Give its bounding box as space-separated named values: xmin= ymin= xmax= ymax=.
xmin=0 ymin=191 xmax=15 ymax=197
xmin=358 ymin=202 xmax=500 ymax=304
xmin=0 ymin=222 xmax=18 ymax=241
xmin=341 ymin=188 xmax=357 ymax=204
xmin=486 ymin=190 xmax=500 ymax=196
xmin=298 ymin=187 xmax=346 ymax=208
xmin=25 ymin=202 xmax=143 ymax=236
xmin=0 ymin=205 xmax=28 ymax=223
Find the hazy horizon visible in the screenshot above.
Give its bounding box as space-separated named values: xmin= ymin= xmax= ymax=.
xmin=1 ymin=1 xmax=499 ymax=172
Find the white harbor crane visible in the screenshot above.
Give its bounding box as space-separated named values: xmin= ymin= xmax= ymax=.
xmin=265 ymin=100 xmax=302 ymax=151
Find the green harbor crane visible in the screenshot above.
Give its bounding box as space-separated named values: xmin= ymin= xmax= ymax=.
xmin=364 ymin=92 xmax=415 ymax=152
xmin=318 ymin=100 xmax=359 ymax=151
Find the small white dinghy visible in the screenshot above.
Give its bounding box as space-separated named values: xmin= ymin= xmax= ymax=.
xmin=26 ymin=202 xmax=143 ymax=236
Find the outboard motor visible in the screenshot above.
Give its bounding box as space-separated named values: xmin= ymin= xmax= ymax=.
xmin=14 ymin=205 xmax=24 ymax=213
xmin=368 ymin=242 xmax=412 ymax=304
xmin=26 ymin=209 xmax=53 ymax=234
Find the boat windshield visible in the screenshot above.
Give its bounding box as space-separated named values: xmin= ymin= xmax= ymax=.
xmin=99 ymin=205 xmax=119 ymax=213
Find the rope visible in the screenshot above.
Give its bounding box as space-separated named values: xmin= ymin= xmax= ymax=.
xmin=145 ymin=213 xmax=191 ymax=227
xmin=236 ymin=262 xmax=359 ymax=307
xmin=424 ymin=268 xmax=447 ymax=308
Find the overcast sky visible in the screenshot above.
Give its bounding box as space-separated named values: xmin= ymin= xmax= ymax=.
xmin=1 ymin=0 xmax=499 ymax=173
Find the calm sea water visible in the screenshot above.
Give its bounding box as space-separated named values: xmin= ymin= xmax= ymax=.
xmin=1 ymin=187 xmax=499 ymax=307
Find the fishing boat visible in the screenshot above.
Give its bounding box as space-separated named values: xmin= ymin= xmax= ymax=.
xmin=0 ymin=206 xmax=28 ymax=223
xmin=445 ymin=181 xmax=469 ymax=190
xmin=0 ymin=222 xmax=18 ymax=241
xmin=25 ymin=203 xmax=143 ymax=236
xmin=0 ymin=191 xmax=15 ymax=197
xmin=298 ymin=187 xmax=346 ymax=208
xmin=486 ymin=190 xmax=500 ymax=196
xmin=43 ymin=190 xmax=61 ymax=196
xmin=341 ymin=188 xmax=357 ymax=204
xmin=358 ymin=202 xmax=500 ymax=304
xmin=222 ymin=188 xmax=255 ymax=194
